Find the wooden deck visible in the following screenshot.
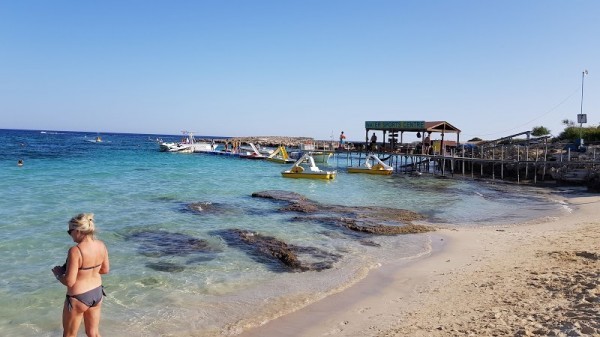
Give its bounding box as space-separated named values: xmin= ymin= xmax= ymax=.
xmin=329 ymin=144 xmax=599 ymax=185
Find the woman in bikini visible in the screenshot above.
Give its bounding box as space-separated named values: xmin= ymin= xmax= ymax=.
xmin=52 ymin=213 xmax=110 ymax=337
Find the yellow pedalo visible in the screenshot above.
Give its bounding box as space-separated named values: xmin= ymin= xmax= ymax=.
xmin=281 ymin=152 xmax=336 ymax=180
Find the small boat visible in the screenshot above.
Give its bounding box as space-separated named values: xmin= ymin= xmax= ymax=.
xmin=347 ymin=154 xmax=393 ymax=175
xmin=85 ymin=135 xmax=108 ymax=144
xmin=266 ymin=146 xmax=295 ymax=164
xmin=159 ymin=132 xmax=217 ymax=153
xmin=282 ymin=152 xmax=336 ymax=179
xmin=311 ymin=151 xmax=333 ymax=164
xmin=159 ymin=142 xmax=194 ymax=153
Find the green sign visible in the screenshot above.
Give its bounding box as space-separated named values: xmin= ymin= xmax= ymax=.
xmin=365 ymin=121 xmax=425 ymax=130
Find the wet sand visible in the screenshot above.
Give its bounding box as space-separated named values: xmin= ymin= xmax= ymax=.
xmin=240 ymin=194 xmax=600 ymax=337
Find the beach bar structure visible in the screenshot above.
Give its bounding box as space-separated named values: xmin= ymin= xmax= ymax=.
xmin=364 ymin=120 xmax=461 ymax=154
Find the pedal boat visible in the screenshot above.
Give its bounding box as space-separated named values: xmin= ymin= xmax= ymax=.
xmin=347 ymin=154 xmax=393 ymax=175
xmin=282 ymin=152 xmax=337 ymax=179
xmin=266 ymin=146 xmax=295 ymax=164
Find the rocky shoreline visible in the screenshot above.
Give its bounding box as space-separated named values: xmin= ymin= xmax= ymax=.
xmin=198 ymin=136 xmax=321 ymax=147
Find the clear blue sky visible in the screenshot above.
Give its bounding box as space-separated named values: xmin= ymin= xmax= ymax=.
xmin=1 ymin=0 xmax=598 ymax=142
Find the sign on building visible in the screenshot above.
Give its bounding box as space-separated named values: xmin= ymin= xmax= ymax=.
xmin=365 ymin=121 xmax=425 ymax=130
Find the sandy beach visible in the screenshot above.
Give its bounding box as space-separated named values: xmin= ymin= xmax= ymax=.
xmin=240 ymin=192 xmax=600 ymax=337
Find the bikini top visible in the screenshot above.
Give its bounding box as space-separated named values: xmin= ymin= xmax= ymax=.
xmin=75 ymin=245 xmax=102 ymax=270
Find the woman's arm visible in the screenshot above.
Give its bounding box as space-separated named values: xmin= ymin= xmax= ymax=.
xmin=56 ymin=247 xmax=79 ymax=287
xmin=99 ymin=242 xmax=110 ymax=275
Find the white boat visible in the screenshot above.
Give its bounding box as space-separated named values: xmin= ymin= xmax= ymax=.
xmin=347 ymin=154 xmax=393 ymax=175
xmin=282 ymin=152 xmax=336 ymax=180
xmin=311 ymin=151 xmax=333 ymax=164
xmin=159 ymin=142 xmax=194 ymax=153
xmin=159 ymin=132 xmax=217 ymax=153
xmin=85 ymin=135 xmax=108 ymax=144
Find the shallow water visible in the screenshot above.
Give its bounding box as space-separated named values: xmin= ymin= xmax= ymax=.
xmin=0 ymin=129 xmax=568 ymax=336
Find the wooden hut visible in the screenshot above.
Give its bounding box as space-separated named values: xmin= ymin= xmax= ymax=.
xmin=364 ymin=120 xmax=461 ymax=154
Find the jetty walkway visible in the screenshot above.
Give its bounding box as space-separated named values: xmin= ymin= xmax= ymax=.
xmin=327 ymin=142 xmax=599 ymax=185
xmin=199 ymin=136 xmax=599 ymax=186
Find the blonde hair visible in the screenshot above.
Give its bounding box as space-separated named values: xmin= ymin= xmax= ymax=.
xmin=68 ymin=213 xmax=96 ymax=237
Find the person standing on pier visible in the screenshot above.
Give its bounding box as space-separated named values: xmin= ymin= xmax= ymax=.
xmin=424 ymin=134 xmax=431 ymax=154
xmin=339 ymin=131 xmax=346 ymax=149
xmin=370 ymin=132 xmax=377 ymax=151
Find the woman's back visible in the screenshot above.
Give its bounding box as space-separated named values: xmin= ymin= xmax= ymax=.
xmin=68 ymin=239 xmax=107 ymax=295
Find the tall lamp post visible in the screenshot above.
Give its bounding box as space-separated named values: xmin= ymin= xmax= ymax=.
xmin=578 ymin=69 xmax=588 ymax=148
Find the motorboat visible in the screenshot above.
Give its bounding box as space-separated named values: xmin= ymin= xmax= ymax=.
xmin=288 ymin=151 xmax=332 ymax=163
xmin=85 ymin=135 xmax=108 ymax=144
xmin=266 ymin=146 xmax=295 ymax=164
xmin=282 ymin=152 xmax=336 ymax=180
xmin=159 ymin=142 xmax=194 ymax=153
xmin=311 ymin=151 xmax=333 ymax=164
xmin=347 ymin=154 xmax=393 ymax=175
xmin=288 ymin=141 xmax=332 ymax=164
xmin=159 ymin=132 xmax=217 ymax=153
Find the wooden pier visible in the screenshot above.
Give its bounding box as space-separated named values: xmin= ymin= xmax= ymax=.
xmin=328 ymin=142 xmax=599 ymax=185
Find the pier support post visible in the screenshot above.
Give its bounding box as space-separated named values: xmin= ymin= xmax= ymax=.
xmin=543 ymin=139 xmax=548 ymax=181
xmin=525 ymin=145 xmax=529 ymax=180
xmin=501 ymin=146 xmax=504 ymax=180
xmin=492 ymin=146 xmax=495 ymax=180
xmin=517 ymin=146 xmax=520 ymax=184
xmin=480 ymin=145 xmax=484 ymax=178
xmin=471 ymin=149 xmax=474 ymax=179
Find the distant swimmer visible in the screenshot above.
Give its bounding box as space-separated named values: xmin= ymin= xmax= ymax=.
xmin=17 ymin=159 xmax=24 ymax=167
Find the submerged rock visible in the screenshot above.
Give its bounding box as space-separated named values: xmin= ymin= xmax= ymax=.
xmin=340 ymin=219 xmax=433 ymax=235
xmin=124 ymin=229 xmax=221 ymax=272
xmin=186 ymin=201 xmax=215 ymax=213
xmin=214 ymin=229 xmax=341 ymax=272
xmin=280 ymin=202 xmax=320 ymax=213
xmin=125 ymin=230 xmax=218 ymax=257
xmin=146 ymin=261 xmax=186 ymax=273
xmin=182 ymin=201 xmax=232 ymax=215
xmin=251 ymin=190 xmax=308 ymax=203
xmin=253 ymin=190 xmax=433 ymax=235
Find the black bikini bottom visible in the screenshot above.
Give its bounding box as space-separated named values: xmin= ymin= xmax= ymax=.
xmin=65 ymin=285 xmax=105 ymax=311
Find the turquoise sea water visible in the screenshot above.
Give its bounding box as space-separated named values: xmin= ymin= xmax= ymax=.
xmin=0 ymin=129 xmax=569 ymax=336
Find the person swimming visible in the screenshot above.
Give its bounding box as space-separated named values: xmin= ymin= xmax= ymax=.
xmin=17 ymin=159 xmax=23 ymax=166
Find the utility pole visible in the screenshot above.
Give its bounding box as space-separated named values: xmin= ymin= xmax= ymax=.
xmin=577 ymin=69 xmax=588 ymax=148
